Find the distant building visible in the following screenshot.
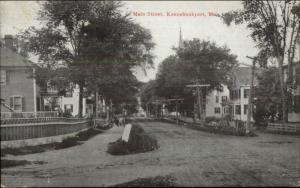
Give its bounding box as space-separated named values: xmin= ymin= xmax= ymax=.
xmin=41 ymin=83 xmax=87 ymax=117
xmin=59 ymin=85 xmax=86 ymax=117
xmin=0 ymin=35 xmax=39 ymax=115
xmin=205 ymin=84 xmax=230 ymax=118
xmin=136 ymin=96 xmax=146 ymax=117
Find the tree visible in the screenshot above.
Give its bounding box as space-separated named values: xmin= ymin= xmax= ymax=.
xmin=221 ymin=0 xmax=300 ymax=122
xmin=144 ymin=39 xmax=238 ymax=117
xmin=155 ymin=55 xmax=189 ymax=98
xmin=19 ymin=1 xmax=154 ymax=117
xmin=254 ymin=67 xmax=282 ymax=124
xmin=175 ymin=39 xmax=238 ymax=91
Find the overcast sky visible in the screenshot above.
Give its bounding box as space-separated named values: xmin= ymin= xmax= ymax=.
xmin=0 ymin=1 xmax=259 ymax=82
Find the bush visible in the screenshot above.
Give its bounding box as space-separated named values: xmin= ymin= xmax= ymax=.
xmin=1 ymin=159 xmax=31 ymax=169
xmin=55 ymin=136 xmax=79 ymax=149
xmin=205 ymin=116 xmax=222 ymax=123
xmin=62 ymin=111 xmax=73 ymax=118
xmin=112 ymin=175 xmax=177 ymax=187
xmin=107 ymin=124 xmax=159 ymax=155
xmin=76 ymin=128 xmax=102 ymax=141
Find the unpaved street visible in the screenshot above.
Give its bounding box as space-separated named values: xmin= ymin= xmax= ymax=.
xmin=1 ymin=119 xmax=299 ymax=187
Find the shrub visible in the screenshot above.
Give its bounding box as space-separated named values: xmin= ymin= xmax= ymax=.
xmin=1 ymin=159 xmax=31 ymax=169
xmin=205 ymin=116 xmax=222 ymax=123
xmin=62 ymin=111 xmax=73 ymax=118
xmin=107 ymin=124 xmax=159 ymax=155
xmin=76 ymin=128 xmax=102 ymax=141
xmin=55 ymin=136 xmax=79 ymax=149
xmin=112 ymin=175 xmax=177 ymax=187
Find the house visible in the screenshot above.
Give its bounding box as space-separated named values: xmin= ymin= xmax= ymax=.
xmin=58 ymin=84 xmax=86 ymax=117
xmin=205 ymin=84 xmax=230 ymax=118
xmin=0 ymin=35 xmax=39 ymax=117
xmin=284 ymin=63 xmax=300 ymax=122
xmin=41 ymin=83 xmax=87 ymax=117
xmin=227 ymin=67 xmax=259 ymax=122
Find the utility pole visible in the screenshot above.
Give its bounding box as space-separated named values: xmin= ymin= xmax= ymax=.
xmin=245 ymin=56 xmax=257 ymax=134
xmin=186 ymin=83 xmax=210 ymax=123
xmin=95 ymin=91 xmax=99 ymax=119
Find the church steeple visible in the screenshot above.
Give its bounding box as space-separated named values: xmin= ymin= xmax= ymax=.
xmin=178 ymin=25 xmax=183 ymax=48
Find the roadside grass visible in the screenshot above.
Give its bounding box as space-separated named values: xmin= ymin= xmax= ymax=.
xmin=107 ymin=124 xmax=159 ymax=155
xmin=1 ymin=159 xmax=31 ymax=168
xmin=160 ymin=118 xmax=257 ymax=137
xmin=1 ymin=159 xmax=47 ymax=169
xmin=112 ymin=175 xmax=177 ymax=187
xmin=1 ymin=128 xmax=102 ymax=157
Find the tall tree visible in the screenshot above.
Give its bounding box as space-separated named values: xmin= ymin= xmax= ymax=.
xmin=19 ymin=1 xmax=154 ymax=117
xmin=221 ymin=0 xmax=300 ymax=122
xmin=175 ymin=39 xmax=238 ymax=91
xmin=254 ymin=67 xmax=282 ymax=124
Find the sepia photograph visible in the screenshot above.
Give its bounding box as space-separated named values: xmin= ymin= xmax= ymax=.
xmin=0 ymin=0 xmax=300 ymax=187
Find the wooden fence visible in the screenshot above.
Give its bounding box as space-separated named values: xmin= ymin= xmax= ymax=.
xmin=1 ymin=111 xmax=59 ymax=119
xmin=267 ymin=122 xmax=300 ymax=133
xmin=1 ymin=117 xmax=88 ymax=125
xmin=1 ymin=118 xmax=90 ymax=141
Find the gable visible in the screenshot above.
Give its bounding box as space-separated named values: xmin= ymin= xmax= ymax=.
xmin=0 ymin=43 xmax=34 ymax=68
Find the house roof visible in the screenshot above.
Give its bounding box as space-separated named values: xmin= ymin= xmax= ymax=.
xmin=230 ymin=66 xmax=260 ymax=88
xmin=0 ymin=42 xmax=35 ymax=68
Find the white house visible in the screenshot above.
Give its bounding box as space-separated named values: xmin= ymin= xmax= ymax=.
xmin=228 ymin=67 xmax=258 ymax=122
xmin=58 ymin=85 xmax=86 ymax=117
xmin=42 ymin=84 xmax=86 ymax=117
xmin=284 ymin=63 xmax=300 ymax=122
xmin=205 ymin=84 xmax=230 ymax=118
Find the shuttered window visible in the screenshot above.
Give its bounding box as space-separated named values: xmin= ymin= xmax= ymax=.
xmin=235 ymin=105 xmax=241 ymax=115
xmin=10 ymin=96 xmax=23 ymax=112
xmin=1 ymin=70 xmax=6 ymax=85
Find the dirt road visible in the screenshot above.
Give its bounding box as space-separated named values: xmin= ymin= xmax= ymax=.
xmin=1 ymin=119 xmax=299 ymax=187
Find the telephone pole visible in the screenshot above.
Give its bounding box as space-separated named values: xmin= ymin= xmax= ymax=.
xmin=186 ymin=83 xmax=210 ymax=123
xmin=245 ymin=56 xmax=257 ymax=134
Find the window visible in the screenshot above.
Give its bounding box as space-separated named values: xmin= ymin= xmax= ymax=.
xmin=235 ymin=105 xmax=241 ymax=115
xmin=64 ymin=104 xmax=73 ymax=112
xmin=214 ymin=107 xmax=221 ymax=114
xmin=244 ymin=104 xmax=248 ymax=115
xmin=223 ymin=107 xmax=229 ymax=114
xmin=231 ymin=89 xmax=241 ymax=100
xmin=221 ymin=96 xmax=227 ymax=102
xmin=1 ymin=70 xmax=6 ymax=85
xmin=244 ymin=89 xmax=250 ymax=98
xmin=64 ymin=91 xmax=73 ymax=98
xmin=216 ymin=96 xmax=219 ymax=103
xmin=10 ymin=96 xmax=23 ymax=112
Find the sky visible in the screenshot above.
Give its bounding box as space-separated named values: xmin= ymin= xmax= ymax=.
xmin=0 ymin=1 xmax=259 ymax=82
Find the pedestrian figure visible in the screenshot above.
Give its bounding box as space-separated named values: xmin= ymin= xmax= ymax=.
xmin=113 ymin=116 xmax=119 ymax=126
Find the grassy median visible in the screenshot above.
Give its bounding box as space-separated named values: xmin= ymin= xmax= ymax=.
xmin=107 ymin=123 xmax=159 ymax=155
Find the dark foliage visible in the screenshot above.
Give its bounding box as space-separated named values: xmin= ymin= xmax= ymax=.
xmin=107 ymin=124 xmax=159 ymax=155
xmin=112 ymin=175 xmax=177 ymax=187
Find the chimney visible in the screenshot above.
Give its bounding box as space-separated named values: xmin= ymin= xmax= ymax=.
xmin=4 ymin=35 xmax=13 ymax=49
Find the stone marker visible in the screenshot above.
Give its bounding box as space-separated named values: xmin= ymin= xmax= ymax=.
xmin=122 ymin=123 xmax=132 ymax=142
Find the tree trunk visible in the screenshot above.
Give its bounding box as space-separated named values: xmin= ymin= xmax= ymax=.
xmin=78 ymin=84 xmax=83 ymax=118
xmin=277 ymin=57 xmax=288 ymax=123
